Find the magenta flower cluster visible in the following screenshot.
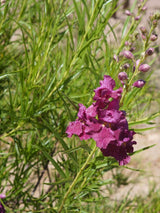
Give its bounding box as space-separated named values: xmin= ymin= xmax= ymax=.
xmin=66 ymin=75 xmax=136 ymax=165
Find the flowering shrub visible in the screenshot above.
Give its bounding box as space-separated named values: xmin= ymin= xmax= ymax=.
xmin=66 ymin=0 xmax=160 ymax=169
xmin=66 ymin=75 xmax=137 ymax=165
xmin=1 ymin=0 xmax=160 ymax=212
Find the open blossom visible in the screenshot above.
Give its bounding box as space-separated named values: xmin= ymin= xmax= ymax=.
xmin=93 ymin=75 xmax=122 ymax=109
xmin=66 ymin=75 xmax=137 ymax=165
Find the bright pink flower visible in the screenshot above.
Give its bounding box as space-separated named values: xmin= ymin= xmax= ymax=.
xmin=93 ymin=75 xmax=122 ymax=108
xmin=66 ymin=75 xmax=137 ymax=165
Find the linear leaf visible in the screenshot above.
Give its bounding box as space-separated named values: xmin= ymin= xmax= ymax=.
xmin=34 ymin=145 xmax=66 ymax=178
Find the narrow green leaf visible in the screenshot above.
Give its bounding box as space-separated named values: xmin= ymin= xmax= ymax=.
xmin=130 ymin=144 xmax=156 ymax=156
xmin=34 ymin=145 xmax=66 ymax=178
xmin=129 ymin=112 xmax=160 ymax=126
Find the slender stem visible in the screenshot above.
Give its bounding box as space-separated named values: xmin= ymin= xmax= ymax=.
xmin=58 ymin=144 xmax=97 ymax=213
xmin=0 ymin=123 xmax=23 ymax=140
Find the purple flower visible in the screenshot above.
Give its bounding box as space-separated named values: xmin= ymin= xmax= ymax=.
xmin=101 ymin=129 xmax=136 ymax=165
xmin=133 ymin=80 xmax=146 ymax=88
xmin=66 ymin=75 xmax=137 ymax=165
xmin=93 ymin=75 xmax=122 ymax=108
xmin=92 ymin=127 xmax=115 ymax=149
xmin=66 ymin=104 xmax=100 ymax=140
xmin=98 ymin=109 xmax=128 ymax=130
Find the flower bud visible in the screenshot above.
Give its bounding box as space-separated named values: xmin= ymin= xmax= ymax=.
xmin=133 ymin=80 xmax=145 ymax=88
xmin=152 ymin=19 xmax=158 ymax=27
xmin=123 ymin=63 xmax=130 ymax=70
xmin=125 ymin=10 xmax=132 ymax=16
xmin=138 ymin=64 xmax=151 ymax=72
xmin=137 ymin=3 xmax=141 ymax=9
xmin=155 ymin=13 xmax=160 ymax=20
xmin=141 ymin=34 xmax=146 ymax=40
xmin=129 ymin=47 xmax=135 ymax=52
xmin=150 ymin=33 xmax=158 ymax=41
xmin=136 ymin=59 xmax=140 ymax=65
xmin=118 ymin=72 xmax=128 ymax=81
xmin=135 ymin=16 xmax=140 ymax=21
xmin=113 ymin=54 xmax=119 ymax=62
xmin=125 ymin=41 xmax=131 ymax=46
xmin=140 ymin=26 xmax=147 ymax=34
xmin=0 ymin=194 xmax=5 ymax=199
xmin=122 ymin=50 xmax=134 ymax=59
xmin=145 ymin=48 xmax=154 ymax=56
xmin=141 ymin=6 xmax=147 ymax=11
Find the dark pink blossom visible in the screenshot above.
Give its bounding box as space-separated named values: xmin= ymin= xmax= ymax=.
xmin=93 ymin=75 xmax=122 ymax=108
xmin=66 ymin=104 xmax=100 ymax=140
xmin=101 ymin=129 xmax=136 ymax=165
xmin=66 ymin=75 xmax=137 ymax=165
xmin=92 ymin=127 xmax=115 ymax=149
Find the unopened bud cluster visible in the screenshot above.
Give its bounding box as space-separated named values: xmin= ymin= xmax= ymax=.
xmin=125 ymin=0 xmax=147 ymax=21
xmin=116 ymin=7 xmax=159 ymax=92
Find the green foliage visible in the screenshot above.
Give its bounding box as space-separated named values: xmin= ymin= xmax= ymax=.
xmin=0 ymin=0 xmax=159 ymax=212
